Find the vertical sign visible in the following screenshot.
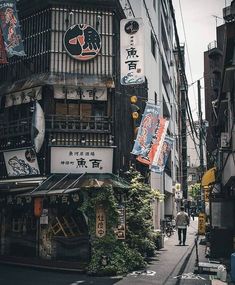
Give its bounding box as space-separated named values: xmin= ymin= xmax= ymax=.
xmin=96 ymin=205 xmax=106 ymax=238
xmin=198 ymin=212 xmax=206 ymax=235
xmin=0 ymin=0 xmax=26 ymax=57
xmin=120 ymin=18 xmax=145 ymax=85
xmin=115 ymin=204 xmax=126 ymax=240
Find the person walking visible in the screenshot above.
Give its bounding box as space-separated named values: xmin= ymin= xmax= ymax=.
xmin=175 ymin=206 xmax=190 ymax=246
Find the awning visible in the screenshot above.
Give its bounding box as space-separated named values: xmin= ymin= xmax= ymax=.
xmin=201 ymin=167 xmax=216 ymax=187
xmin=29 ymin=173 xmax=130 ymax=197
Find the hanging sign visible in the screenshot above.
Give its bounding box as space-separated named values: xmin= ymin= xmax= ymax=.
xmin=120 ymin=18 xmax=145 ymax=85
xmin=96 ymin=205 xmax=106 ymax=238
xmin=63 ymin=24 xmax=101 ymax=61
xmin=34 ymin=197 xmax=43 ymax=217
xmin=0 ymin=0 xmax=26 ymax=57
xmin=31 ymin=101 xmax=45 ymax=153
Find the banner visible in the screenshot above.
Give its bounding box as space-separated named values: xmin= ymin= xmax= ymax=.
xmin=0 ymin=28 xmax=7 ymax=63
xmin=131 ymin=103 xmax=160 ymax=157
xmin=120 ymin=18 xmax=145 ymax=85
xmin=137 ymin=117 xmax=169 ymax=165
xmin=150 ymin=135 xmax=174 ymax=173
xmin=0 ymin=0 xmax=26 ymax=57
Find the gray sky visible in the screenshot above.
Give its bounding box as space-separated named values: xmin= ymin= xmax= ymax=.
xmin=172 ymin=0 xmax=231 ymax=120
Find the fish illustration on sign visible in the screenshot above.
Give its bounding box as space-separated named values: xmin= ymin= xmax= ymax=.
xmin=63 ymin=24 xmax=101 ymax=61
xmin=31 ymin=101 xmax=45 ymax=153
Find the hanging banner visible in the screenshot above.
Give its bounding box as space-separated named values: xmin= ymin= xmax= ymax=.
xmin=0 ymin=28 xmax=7 ymax=63
xmin=0 ymin=0 xmax=26 ymax=57
xmin=150 ymin=135 xmax=174 ymax=173
xmin=120 ymin=18 xmax=145 ymax=85
xmin=131 ymin=103 xmax=160 ymax=156
xmin=137 ymin=117 xmax=169 ymax=165
xmin=31 ymin=101 xmax=45 ymax=153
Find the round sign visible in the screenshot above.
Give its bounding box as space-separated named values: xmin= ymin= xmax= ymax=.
xmin=124 ymin=20 xmax=139 ymax=35
xmin=63 ymin=24 xmax=101 ymax=61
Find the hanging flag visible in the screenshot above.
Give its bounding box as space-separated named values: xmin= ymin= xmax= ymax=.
xmin=150 ymin=135 xmax=174 ymax=173
xmin=137 ymin=117 xmax=169 ymax=165
xmin=131 ymin=103 xmax=160 ymax=156
xmin=0 ymin=28 xmax=7 ymax=63
xmin=0 ymin=0 xmax=26 ymax=57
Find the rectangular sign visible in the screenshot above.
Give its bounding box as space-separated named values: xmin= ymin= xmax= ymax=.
xmin=120 ymin=18 xmax=145 ymax=85
xmin=96 ymin=205 xmax=106 ymax=238
xmin=3 ymin=148 xmax=40 ymax=177
xmin=5 ymin=87 xmax=42 ymax=107
xmin=54 ymin=86 xmax=107 ymax=101
xmin=115 ymin=204 xmax=126 ymax=240
xmin=0 ymin=0 xmax=26 ymax=57
xmin=50 ymin=147 xmax=113 ymax=174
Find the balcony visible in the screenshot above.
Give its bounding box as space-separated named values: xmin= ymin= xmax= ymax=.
xmin=208 ymin=41 xmax=223 ymax=58
xmin=0 ymin=115 xmax=113 ymax=149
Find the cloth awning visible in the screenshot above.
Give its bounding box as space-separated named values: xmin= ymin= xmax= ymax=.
xmin=201 ymin=167 xmax=216 ymax=187
xmin=29 ymin=173 xmax=130 ymax=197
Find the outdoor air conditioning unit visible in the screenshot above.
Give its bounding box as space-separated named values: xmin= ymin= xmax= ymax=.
xmin=220 ymin=132 xmax=230 ymax=148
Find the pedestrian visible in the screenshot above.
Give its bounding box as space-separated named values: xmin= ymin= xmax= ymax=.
xmin=175 ymin=206 xmax=190 ymax=246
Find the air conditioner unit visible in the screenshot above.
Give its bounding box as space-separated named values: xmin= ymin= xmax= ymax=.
xmin=220 ymin=132 xmax=230 ymax=148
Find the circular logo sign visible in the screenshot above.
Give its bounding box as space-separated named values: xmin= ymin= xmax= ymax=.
xmin=124 ymin=20 xmax=139 ymax=35
xmin=63 ymin=24 xmax=101 ymax=61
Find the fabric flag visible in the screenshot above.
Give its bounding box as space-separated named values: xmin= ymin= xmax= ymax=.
xmin=131 ymin=103 xmax=160 ymax=157
xmin=137 ymin=117 xmax=169 ymax=165
xmin=0 ymin=0 xmax=26 ymax=57
xmin=0 ymin=28 xmax=7 ymax=63
xmin=150 ymin=135 xmax=174 ymax=173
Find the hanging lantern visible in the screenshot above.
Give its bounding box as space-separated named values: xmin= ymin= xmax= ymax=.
xmin=34 ymin=197 xmax=43 ymax=217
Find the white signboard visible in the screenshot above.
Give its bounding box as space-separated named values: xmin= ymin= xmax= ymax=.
xmin=50 ymin=147 xmax=113 ymax=173
xmin=120 ymin=18 xmax=145 ymax=85
xmin=5 ymin=87 xmax=42 ymax=107
xmin=4 ymin=148 xmax=40 ymax=177
xmin=54 ymin=86 xmax=107 ymax=101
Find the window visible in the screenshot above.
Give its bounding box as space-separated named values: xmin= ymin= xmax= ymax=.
xmin=151 ymin=32 xmax=156 ymax=58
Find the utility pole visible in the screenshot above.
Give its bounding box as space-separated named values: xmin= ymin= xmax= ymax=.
xmin=197 ymin=80 xmax=204 ymax=212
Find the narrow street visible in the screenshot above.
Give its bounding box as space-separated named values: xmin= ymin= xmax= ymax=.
xmin=0 ymin=218 xmax=214 ymax=285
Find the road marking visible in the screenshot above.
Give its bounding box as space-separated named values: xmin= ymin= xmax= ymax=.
xmin=174 ymin=272 xmax=206 ymax=280
xmin=128 ymin=270 xmax=156 ymax=277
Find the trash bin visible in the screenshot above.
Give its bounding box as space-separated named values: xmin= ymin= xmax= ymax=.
xmin=231 ymin=253 xmax=235 ymax=281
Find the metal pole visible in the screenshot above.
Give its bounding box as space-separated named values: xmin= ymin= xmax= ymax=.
xmin=197 ymin=80 xmax=204 ymax=212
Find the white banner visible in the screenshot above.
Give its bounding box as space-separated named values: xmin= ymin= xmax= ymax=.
xmin=54 ymin=85 xmax=107 ymax=101
xmin=4 ymin=148 xmax=40 ymax=177
xmin=120 ymin=18 xmax=145 ymax=85
xmin=50 ymin=147 xmax=113 ymax=173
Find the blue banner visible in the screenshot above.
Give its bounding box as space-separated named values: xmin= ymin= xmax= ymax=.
xmin=131 ymin=103 xmax=160 ymax=157
xmin=150 ymin=135 xmax=174 ymax=173
xmin=0 ymin=0 xmax=26 ymax=57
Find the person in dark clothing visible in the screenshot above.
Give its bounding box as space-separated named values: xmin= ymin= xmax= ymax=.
xmin=175 ymin=206 xmax=190 ymax=245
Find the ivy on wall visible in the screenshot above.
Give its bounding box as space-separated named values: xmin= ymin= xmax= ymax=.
xmin=81 ymin=168 xmax=164 ymax=276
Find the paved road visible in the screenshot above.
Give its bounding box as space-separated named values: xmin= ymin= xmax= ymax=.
xmin=0 ymin=218 xmax=213 ymax=285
